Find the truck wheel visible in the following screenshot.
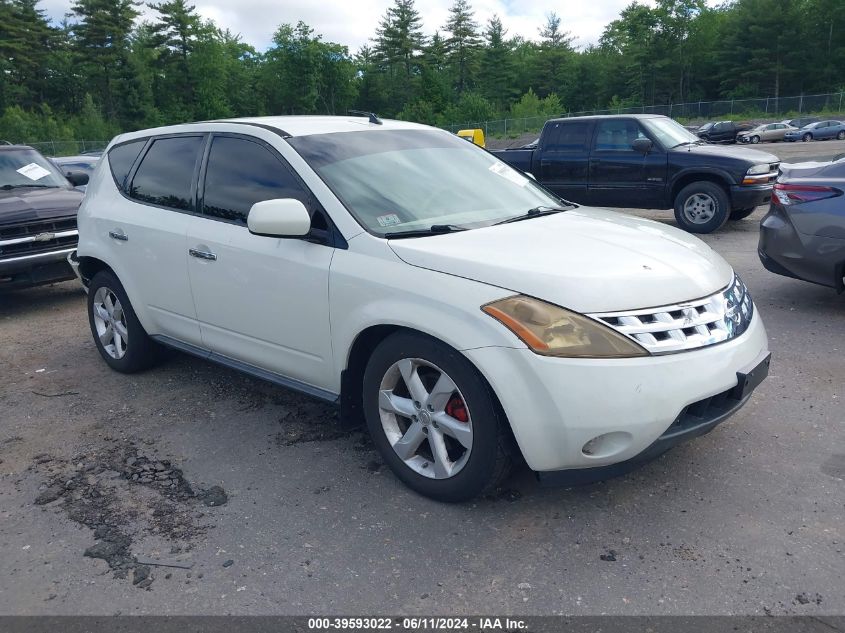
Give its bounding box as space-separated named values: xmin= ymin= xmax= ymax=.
xmin=729 ymin=207 xmax=756 ymax=221
xmin=87 ymin=270 xmax=163 ymax=373
xmin=362 ymin=331 xmax=514 ymax=502
xmin=674 ymin=182 xmax=730 ymax=234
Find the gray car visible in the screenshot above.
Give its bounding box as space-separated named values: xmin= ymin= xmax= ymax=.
xmin=759 ymin=158 xmax=845 ymax=290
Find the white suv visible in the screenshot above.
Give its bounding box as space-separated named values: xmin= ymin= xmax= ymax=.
xmin=72 ymin=116 xmax=770 ymax=501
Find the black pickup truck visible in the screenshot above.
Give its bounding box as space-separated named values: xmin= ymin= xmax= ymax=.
xmin=490 ymin=114 xmax=779 ymax=233
xmin=1 ymin=145 xmax=88 ymax=289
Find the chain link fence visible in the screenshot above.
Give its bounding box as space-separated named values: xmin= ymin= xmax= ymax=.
xmin=446 ymin=91 xmax=845 ymax=138
xmin=17 ymin=140 xmax=109 ymax=157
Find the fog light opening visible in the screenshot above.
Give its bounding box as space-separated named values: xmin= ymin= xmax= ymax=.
xmin=581 ymin=432 xmax=633 ymax=459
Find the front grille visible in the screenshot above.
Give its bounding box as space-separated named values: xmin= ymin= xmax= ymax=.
xmin=0 ymin=217 xmax=78 ymax=260
xmin=589 ymin=274 xmax=754 ymax=354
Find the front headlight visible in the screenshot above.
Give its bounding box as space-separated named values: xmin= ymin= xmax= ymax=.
xmin=482 ymin=295 xmax=648 ymax=358
xmin=747 ymin=164 xmax=770 ymax=175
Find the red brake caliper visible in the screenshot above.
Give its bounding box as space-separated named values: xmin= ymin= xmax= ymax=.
xmin=445 ymin=395 xmax=469 ymax=423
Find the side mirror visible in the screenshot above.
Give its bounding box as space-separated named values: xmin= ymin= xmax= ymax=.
xmin=247 ymin=198 xmax=311 ymax=238
xmin=66 ymin=171 xmax=89 ymax=187
xmin=632 ymin=138 xmax=653 ymax=154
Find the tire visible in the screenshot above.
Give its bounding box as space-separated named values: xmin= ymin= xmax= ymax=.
xmin=362 ymin=331 xmax=514 ymax=502
xmin=750 ymin=135 xmax=760 ymax=144
xmin=837 ymin=131 xmax=845 ymax=140
xmin=729 ymin=207 xmax=756 ymax=221
xmin=87 ymin=270 xmax=163 ymax=373
xmin=803 ymin=133 xmax=812 ymax=142
xmin=673 ymin=181 xmax=731 ymax=234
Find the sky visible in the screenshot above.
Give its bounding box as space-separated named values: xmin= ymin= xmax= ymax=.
xmin=36 ymin=0 xmax=665 ymax=53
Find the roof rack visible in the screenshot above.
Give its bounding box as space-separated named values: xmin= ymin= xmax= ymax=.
xmin=348 ymin=110 xmax=383 ymax=125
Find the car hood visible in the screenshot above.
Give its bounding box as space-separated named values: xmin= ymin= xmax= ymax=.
xmin=683 ymin=143 xmax=779 ymax=164
xmin=388 ymin=207 xmax=734 ymax=313
xmin=0 ymin=187 xmax=83 ymax=226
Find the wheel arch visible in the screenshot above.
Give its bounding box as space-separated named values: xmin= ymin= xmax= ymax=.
xmin=77 ymin=255 xmax=115 ymax=287
xmin=670 ymin=170 xmax=733 ymax=204
xmin=338 ymin=324 xmax=513 ymax=445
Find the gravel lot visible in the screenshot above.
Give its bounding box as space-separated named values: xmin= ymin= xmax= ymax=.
xmin=1 ymin=150 xmax=843 ymax=615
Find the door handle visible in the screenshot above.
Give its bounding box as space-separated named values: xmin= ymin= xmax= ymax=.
xmin=189 ymin=248 xmax=217 ymax=261
xmin=108 ymin=229 xmax=128 ymax=241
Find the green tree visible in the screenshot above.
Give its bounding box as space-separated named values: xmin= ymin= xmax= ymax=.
xmin=443 ymin=0 xmax=481 ymax=94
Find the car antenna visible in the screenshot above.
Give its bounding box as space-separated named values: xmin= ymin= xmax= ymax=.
xmin=348 ymin=110 xmax=383 ymax=125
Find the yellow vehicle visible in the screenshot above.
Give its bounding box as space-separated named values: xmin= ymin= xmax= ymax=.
xmin=457 ymin=128 xmax=485 ymax=148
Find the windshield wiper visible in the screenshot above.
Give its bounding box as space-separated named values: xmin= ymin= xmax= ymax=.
xmin=493 ymin=205 xmax=571 ymax=226
xmin=1 ymin=183 xmax=54 ymax=190
xmin=670 ymin=140 xmax=704 ymax=148
xmin=383 ymin=224 xmax=468 ymax=239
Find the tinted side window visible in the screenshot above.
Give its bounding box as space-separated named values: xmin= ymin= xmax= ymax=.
xmin=543 ymin=121 xmax=590 ymax=152
xmin=593 ymin=120 xmax=646 ymax=151
xmin=202 ymin=136 xmax=309 ymax=225
xmin=129 ymin=136 xmax=203 ymax=210
xmin=108 ymin=139 xmax=146 ymax=192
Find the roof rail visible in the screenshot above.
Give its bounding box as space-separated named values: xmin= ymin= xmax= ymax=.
xmin=348 ymin=110 xmax=383 ymax=125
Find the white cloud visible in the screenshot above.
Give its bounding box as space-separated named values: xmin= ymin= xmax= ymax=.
xmin=36 ymin=0 xmax=712 ymax=53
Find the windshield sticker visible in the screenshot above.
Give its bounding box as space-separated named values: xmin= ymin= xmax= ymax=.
xmin=16 ymin=162 xmax=52 ymax=181
xmin=376 ymin=213 xmax=402 ymax=227
xmin=489 ymin=161 xmax=528 ymax=187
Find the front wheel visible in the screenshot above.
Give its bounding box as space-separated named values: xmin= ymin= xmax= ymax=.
xmin=673 ymin=181 xmax=730 ymax=234
xmin=750 ymin=135 xmax=760 ymax=144
xmin=362 ymin=332 xmax=514 ymax=502
xmin=87 ymin=270 xmax=163 ymax=373
xmin=729 ymin=207 xmax=756 ymax=221
xmin=803 ymin=133 xmax=813 ymax=142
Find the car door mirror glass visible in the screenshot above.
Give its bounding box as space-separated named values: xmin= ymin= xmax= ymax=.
xmin=247 ymin=198 xmax=311 ymax=237
xmin=631 ymin=138 xmax=653 ymax=154
xmin=65 ymin=171 xmax=89 ymax=187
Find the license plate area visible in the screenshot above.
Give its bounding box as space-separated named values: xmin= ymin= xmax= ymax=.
xmin=731 ymin=352 xmax=771 ymax=401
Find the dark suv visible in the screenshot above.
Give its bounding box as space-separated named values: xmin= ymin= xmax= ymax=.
xmin=0 ymin=145 xmax=88 ymax=289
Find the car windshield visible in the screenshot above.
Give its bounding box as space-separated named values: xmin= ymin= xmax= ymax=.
xmin=0 ymin=149 xmax=68 ymax=189
xmin=642 ymin=117 xmax=701 ymax=147
xmin=288 ymin=129 xmax=569 ymax=236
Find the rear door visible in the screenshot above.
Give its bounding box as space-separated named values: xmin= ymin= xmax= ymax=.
xmin=587 ymin=119 xmax=667 ymax=208
xmin=109 ymin=134 xmax=204 ymax=345
xmin=185 ymin=133 xmax=335 ymax=392
xmin=536 ymin=120 xmax=592 ymax=203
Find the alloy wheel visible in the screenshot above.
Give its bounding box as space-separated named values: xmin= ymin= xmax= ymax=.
xmin=377 ymin=358 xmax=473 ymax=479
xmin=92 ymin=286 xmax=129 ymax=359
xmin=682 ymin=192 xmax=717 ymax=225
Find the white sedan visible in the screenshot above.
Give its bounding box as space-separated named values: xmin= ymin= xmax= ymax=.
xmin=71 ymin=115 xmax=770 ymax=501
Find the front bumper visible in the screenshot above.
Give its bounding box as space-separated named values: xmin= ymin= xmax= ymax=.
xmin=758 ymin=204 xmax=845 ymax=291
xmin=730 ymin=184 xmax=773 ymax=210
xmin=463 ymin=310 xmax=768 ymax=474
xmin=0 ymin=248 xmax=77 ymax=289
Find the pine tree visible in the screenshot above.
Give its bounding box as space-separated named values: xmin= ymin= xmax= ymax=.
xmin=443 ymin=0 xmax=481 ymax=94
xmin=478 ymin=15 xmax=514 ymax=110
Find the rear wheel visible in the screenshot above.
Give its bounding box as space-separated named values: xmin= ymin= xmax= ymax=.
xmin=837 ymin=130 xmax=845 ymax=140
xmin=363 ymin=331 xmax=514 ymax=502
xmin=729 ymin=207 xmax=756 ymax=221
xmin=673 ymin=181 xmax=730 ymax=234
xmin=87 ymin=270 xmax=163 ymax=373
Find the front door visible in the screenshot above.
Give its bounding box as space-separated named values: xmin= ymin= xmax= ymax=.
xmin=587 ymin=119 xmax=667 ymax=208
xmin=185 ymin=134 xmax=335 ymax=392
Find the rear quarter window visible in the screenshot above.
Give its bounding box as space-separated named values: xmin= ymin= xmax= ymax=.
xmin=108 ymin=140 xmax=147 ymax=192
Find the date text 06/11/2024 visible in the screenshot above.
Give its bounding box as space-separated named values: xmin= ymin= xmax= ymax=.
xmin=306 ymin=617 xmax=528 ymax=630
